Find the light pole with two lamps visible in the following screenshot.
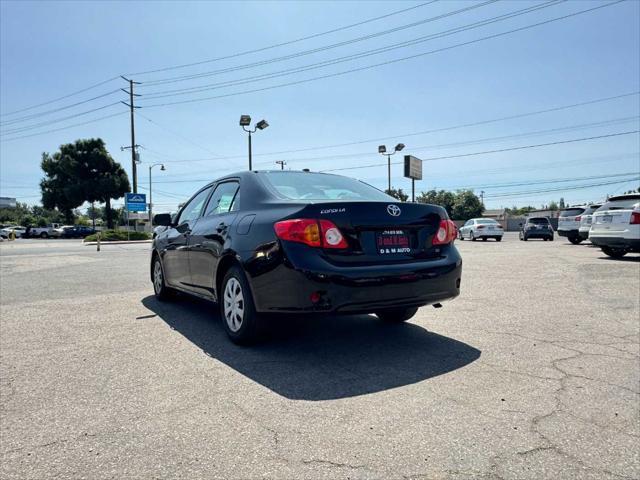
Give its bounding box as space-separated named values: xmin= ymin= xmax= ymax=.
xmin=378 ymin=143 xmax=405 ymax=192
xmin=148 ymin=163 xmax=166 ymax=227
xmin=239 ymin=115 xmax=269 ymax=170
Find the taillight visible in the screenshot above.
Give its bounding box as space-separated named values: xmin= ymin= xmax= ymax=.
xmin=274 ymin=219 xmax=348 ymax=249
xmin=575 ymin=216 xmax=582 ymax=222
xmin=631 ymin=212 xmax=640 ymax=225
xmin=433 ymin=219 xmax=457 ymax=245
xmin=477 ymin=225 xmax=486 ymax=229
xmin=497 ymin=224 xmax=503 ymax=229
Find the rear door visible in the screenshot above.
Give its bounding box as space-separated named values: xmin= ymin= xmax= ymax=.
xmin=188 ymin=180 xmax=241 ymax=297
xmin=162 ymin=186 xmax=213 ymax=289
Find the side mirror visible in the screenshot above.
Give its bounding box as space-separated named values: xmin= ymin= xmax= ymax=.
xmin=154 ymin=213 xmax=173 ymax=226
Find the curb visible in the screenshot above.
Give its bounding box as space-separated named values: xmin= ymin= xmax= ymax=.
xmin=84 ymin=240 xmax=152 ymax=245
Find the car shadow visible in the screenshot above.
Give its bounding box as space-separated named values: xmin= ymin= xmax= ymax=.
xmin=141 ymin=295 xmax=481 ymax=401
xmin=597 ymin=255 xmax=640 ymax=262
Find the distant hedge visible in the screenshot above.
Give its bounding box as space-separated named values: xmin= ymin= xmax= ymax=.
xmin=84 ymin=230 xmax=150 ymax=242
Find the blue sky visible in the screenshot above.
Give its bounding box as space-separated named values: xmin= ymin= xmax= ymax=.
xmin=1 ymin=0 xmax=639 ymax=211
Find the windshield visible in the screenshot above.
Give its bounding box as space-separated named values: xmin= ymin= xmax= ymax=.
xmin=260 ymin=171 xmax=394 ymax=202
xmin=560 ymin=208 xmax=585 ymax=217
xmin=528 ymin=217 xmax=549 ymax=224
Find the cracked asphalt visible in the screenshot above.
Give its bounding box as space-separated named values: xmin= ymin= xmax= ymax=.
xmin=1 ymin=233 xmax=638 ymax=479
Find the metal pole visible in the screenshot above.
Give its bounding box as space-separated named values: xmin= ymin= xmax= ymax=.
xmin=387 ymin=154 xmax=391 ymax=192
xmin=128 ymin=80 xmax=137 ymax=193
xmin=149 ymin=165 xmax=153 ymax=227
xmin=412 ymin=179 xmax=415 ymax=203
xmin=248 ymin=130 xmax=253 ymax=170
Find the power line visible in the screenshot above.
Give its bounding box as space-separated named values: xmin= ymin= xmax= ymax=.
xmin=140 ymin=1 xmax=624 ymax=108
xmin=0 ymin=111 xmax=128 ymax=143
xmin=139 ymin=0 xmax=501 ymax=89
xmin=441 ymin=172 xmax=639 ymax=191
xmin=0 ymin=76 xmax=120 ymax=118
xmin=127 ymin=1 xmax=438 ymax=77
xmin=484 ymin=177 xmax=640 ymax=199
xmin=320 ymin=131 xmax=640 ymax=173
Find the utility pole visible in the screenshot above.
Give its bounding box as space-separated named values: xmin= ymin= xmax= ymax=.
xmin=121 ymin=76 xmax=141 ymax=193
xmin=276 ymin=160 xmax=286 ymax=170
xmin=480 ymin=190 xmax=485 ymax=206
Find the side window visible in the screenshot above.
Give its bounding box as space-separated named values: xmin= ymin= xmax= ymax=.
xmin=204 ymin=182 xmax=240 ymax=217
xmin=464 ymin=220 xmax=472 ymax=227
xmin=177 ymin=187 xmax=213 ymax=225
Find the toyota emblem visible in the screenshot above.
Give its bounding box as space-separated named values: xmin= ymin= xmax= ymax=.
xmin=387 ymin=204 xmax=401 ymax=216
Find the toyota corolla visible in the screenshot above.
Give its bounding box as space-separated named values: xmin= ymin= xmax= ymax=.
xmin=151 ymin=170 xmax=462 ymax=343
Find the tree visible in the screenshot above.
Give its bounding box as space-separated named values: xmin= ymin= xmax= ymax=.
xmin=548 ymin=201 xmax=559 ymax=211
xmin=40 ymin=138 xmax=130 ymax=228
xmin=559 ymin=197 xmax=566 ymax=209
xmin=416 ymin=189 xmax=456 ymax=217
xmin=451 ymin=190 xmax=484 ymax=221
xmin=385 ymin=187 xmax=408 ymax=202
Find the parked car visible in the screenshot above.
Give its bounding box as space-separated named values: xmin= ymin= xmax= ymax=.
xmin=0 ymin=225 xmax=26 ymax=239
xmin=458 ymin=218 xmax=503 ymax=241
xmin=578 ymin=204 xmax=601 ymax=241
xmin=589 ymin=194 xmax=640 ymax=258
xmin=558 ymin=206 xmax=588 ymax=244
xmin=519 ymin=217 xmax=554 ymax=241
xmin=53 ymin=225 xmax=96 ymax=238
xmin=151 ymin=170 xmax=462 ymax=344
xmin=51 ymin=225 xmax=74 ymax=238
xmin=26 ymin=224 xmax=62 ymax=238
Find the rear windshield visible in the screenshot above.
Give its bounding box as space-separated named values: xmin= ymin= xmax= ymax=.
xmin=528 ymin=217 xmax=549 ymax=224
xmin=476 ymin=219 xmax=498 ymax=224
xmin=583 ymin=205 xmax=601 ymax=215
xmin=560 ymin=208 xmax=585 ymax=217
xmin=260 ymin=171 xmax=394 ymax=201
xmin=597 ymin=199 xmax=640 ymax=211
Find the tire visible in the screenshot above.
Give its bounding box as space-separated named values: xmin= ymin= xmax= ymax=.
xmin=601 ymin=246 xmax=627 ymax=258
xmin=543 ymin=238 xmax=548 ymax=241
xmin=40 ymin=232 xmax=49 ymax=238
xmin=220 ymin=265 xmax=262 ymax=344
xmin=152 ymin=255 xmax=175 ymax=301
xmin=375 ymin=307 xmax=418 ymax=323
xmin=568 ymin=236 xmax=582 ymax=245
xmin=549 ymin=236 xmax=554 ymax=242
xmin=496 ymin=237 xmax=502 ymax=242
xmin=482 ymin=237 xmax=487 ymax=242
xmin=470 ymin=231 xmax=477 ymax=241
xmin=523 ymin=235 xmax=528 ymax=241
xmin=458 ymin=231 xmax=464 ymax=241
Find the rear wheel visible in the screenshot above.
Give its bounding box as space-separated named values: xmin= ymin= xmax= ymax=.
xmin=496 ymin=237 xmax=502 ymax=242
xmin=482 ymin=237 xmax=487 ymax=242
xmin=601 ymin=246 xmax=627 ymax=258
xmin=220 ymin=266 xmax=261 ymax=344
xmin=152 ymin=255 xmax=175 ymax=301
xmin=40 ymin=232 xmax=49 ymax=238
xmin=470 ymin=231 xmax=476 ymax=241
xmin=376 ymin=307 xmax=418 ymax=323
xmin=569 ymin=236 xmax=582 ymax=245
xmin=523 ymin=235 xmax=528 ymax=241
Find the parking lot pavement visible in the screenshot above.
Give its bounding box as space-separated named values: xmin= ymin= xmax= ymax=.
xmin=1 ymin=232 xmax=638 ymax=479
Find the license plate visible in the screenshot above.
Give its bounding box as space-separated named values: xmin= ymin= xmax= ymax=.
xmin=602 ymin=215 xmax=613 ymax=223
xmin=376 ymin=230 xmax=411 ymax=254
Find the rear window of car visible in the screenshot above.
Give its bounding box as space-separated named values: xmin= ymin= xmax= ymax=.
xmin=597 ymin=199 xmax=640 ymax=211
xmin=260 ymin=171 xmax=394 ymax=201
xmin=475 ymin=219 xmax=498 ymax=224
xmin=559 ymin=208 xmax=585 ymax=217
xmin=528 ymin=217 xmax=549 ymax=224
xmin=583 ymin=205 xmax=601 ymax=215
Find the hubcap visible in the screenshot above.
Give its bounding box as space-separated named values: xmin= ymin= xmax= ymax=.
xmin=223 ymin=277 xmax=245 ymax=332
xmin=153 ymin=260 xmax=163 ymax=294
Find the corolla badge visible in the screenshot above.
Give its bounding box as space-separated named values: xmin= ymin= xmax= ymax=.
xmin=387 ymin=204 xmax=401 ymax=216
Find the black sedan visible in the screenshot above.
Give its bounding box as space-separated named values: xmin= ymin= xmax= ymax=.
xmin=151 ymin=171 xmax=462 ymax=344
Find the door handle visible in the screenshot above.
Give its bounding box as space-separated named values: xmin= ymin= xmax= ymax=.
xmin=216 ymin=222 xmax=227 ymax=233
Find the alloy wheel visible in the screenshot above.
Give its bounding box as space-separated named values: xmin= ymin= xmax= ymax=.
xmin=224 ymin=277 xmax=245 ymax=332
xmin=153 ymin=259 xmax=163 ymax=294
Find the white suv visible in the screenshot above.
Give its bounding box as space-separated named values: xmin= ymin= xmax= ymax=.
xmin=578 ymin=204 xmax=602 ymax=241
xmin=589 ymin=194 xmax=640 ymax=258
xmin=558 ymin=206 xmax=587 ymax=244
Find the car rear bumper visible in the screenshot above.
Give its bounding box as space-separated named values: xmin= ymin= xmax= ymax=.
xmin=248 ymin=246 xmax=462 ymax=314
xmin=557 ymin=229 xmax=579 ymax=238
xmin=524 ymin=230 xmax=553 ymax=238
xmin=589 ymin=236 xmax=640 ymax=250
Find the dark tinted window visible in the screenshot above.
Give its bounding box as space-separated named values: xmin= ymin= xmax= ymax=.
xmin=560 ymin=208 xmax=585 ymax=217
xmin=178 ymin=187 xmax=213 ymax=224
xmin=528 ymin=217 xmax=549 ymax=224
xmin=260 ymin=171 xmax=393 ymax=201
xmin=476 ymin=219 xmax=498 ymax=224
xmin=204 ymin=182 xmax=240 ymax=216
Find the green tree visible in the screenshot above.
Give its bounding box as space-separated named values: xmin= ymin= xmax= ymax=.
xmin=40 ymin=138 xmax=130 ymax=228
xmin=548 ymin=201 xmax=559 ymax=211
xmin=385 ymin=187 xmax=408 ymax=202
xmin=451 ymin=190 xmax=484 ymax=221
xmin=416 ymin=189 xmax=456 ymax=217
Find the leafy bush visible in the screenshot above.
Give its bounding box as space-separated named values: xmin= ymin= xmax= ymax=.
xmin=84 ymin=230 xmax=150 ymax=242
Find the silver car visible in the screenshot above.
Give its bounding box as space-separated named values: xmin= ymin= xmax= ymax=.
xmin=458 ymin=218 xmax=504 ymax=242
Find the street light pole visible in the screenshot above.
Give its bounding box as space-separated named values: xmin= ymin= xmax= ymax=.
xmin=276 ymin=160 xmax=286 ymax=170
xmin=239 ymin=115 xmax=268 ymax=171
xmin=149 ymin=163 xmax=165 ymax=227
xmin=378 ymin=143 xmax=405 ymax=193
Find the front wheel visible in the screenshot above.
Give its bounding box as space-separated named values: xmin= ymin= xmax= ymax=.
xmin=220 ymin=266 xmax=262 ymax=344
xmin=152 ymin=256 xmax=175 ymax=301
xmin=601 ymin=246 xmax=627 ymax=258
xmin=496 ymin=237 xmax=502 ymax=242
xmin=470 ymin=231 xmax=476 ymax=241
xmin=375 ymin=307 xmax=418 ymax=323
xmin=568 ymin=236 xmax=582 ymax=245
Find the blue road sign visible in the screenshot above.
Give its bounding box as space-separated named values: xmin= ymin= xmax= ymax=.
xmin=126 ymin=193 xmax=147 ymax=212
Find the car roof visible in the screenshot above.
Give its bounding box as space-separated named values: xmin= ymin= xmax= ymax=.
xmin=607 ymin=193 xmax=640 ymax=202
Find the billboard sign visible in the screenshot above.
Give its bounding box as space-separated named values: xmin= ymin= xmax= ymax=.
xmin=404 ymin=155 xmax=422 ymax=180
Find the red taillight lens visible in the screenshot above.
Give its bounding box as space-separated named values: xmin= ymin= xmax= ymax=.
xmin=274 ymin=219 xmax=347 ymax=249
xmin=631 ymin=212 xmax=640 ymax=225
xmin=575 ymin=216 xmax=582 ymax=222
xmin=433 ymin=219 xmax=457 ymax=245
xmin=477 ymin=225 xmax=486 ymax=229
